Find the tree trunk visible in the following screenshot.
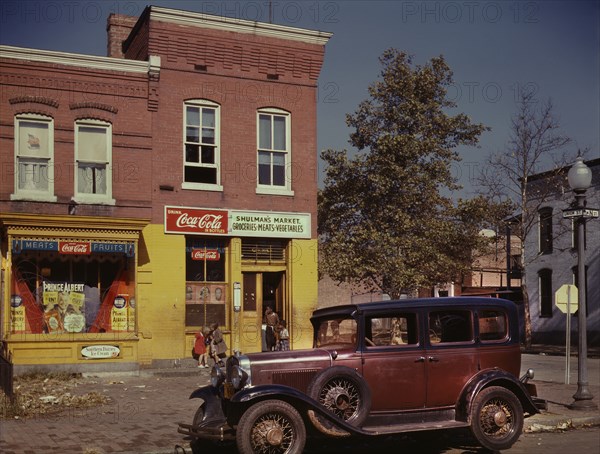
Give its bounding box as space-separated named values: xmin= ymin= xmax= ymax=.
xmin=521 ymin=282 xmax=532 ymax=348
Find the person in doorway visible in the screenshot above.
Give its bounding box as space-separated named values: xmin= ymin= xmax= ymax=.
xmin=194 ymin=327 xmax=208 ymax=368
xmin=264 ymin=306 xmax=279 ymax=351
xmin=210 ymin=322 xmax=227 ymax=366
xmin=277 ymin=319 xmax=290 ymax=351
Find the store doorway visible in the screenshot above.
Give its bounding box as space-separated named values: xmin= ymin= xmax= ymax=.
xmin=241 ymin=271 xmax=285 ymax=353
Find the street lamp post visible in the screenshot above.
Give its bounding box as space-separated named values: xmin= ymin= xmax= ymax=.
xmin=566 ymin=157 xmax=597 ymax=410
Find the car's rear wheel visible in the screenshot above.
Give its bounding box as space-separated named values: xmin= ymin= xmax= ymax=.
xmin=470 ymin=386 xmax=524 ymax=451
xmin=236 ymin=399 xmax=306 ymax=454
xmin=306 ymin=366 xmax=371 ymax=436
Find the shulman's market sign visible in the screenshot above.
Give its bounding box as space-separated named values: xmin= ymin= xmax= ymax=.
xmin=164 ymin=206 xmax=311 ymax=239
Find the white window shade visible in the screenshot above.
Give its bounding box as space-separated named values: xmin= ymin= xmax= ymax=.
xmin=19 ymin=121 xmax=49 ymax=157
xmin=78 ymin=126 xmax=107 ymax=162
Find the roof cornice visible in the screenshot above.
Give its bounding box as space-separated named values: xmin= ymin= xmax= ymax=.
xmin=149 ymin=6 xmax=332 ymax=46
xmin=0 ymin=45 xmax=157 ymax=74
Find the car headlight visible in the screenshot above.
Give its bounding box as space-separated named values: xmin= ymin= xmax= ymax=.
xmin=210 ymin=364 xmax=225 ymax=388
xmin=231 ymin=365 xmax=249 ymax=390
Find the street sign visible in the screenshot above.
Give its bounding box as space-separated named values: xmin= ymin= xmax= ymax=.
xmin=562 ymin=208 xmax=599 ymax=219
xmin=555 ymin=284 xmax=578 ymax=314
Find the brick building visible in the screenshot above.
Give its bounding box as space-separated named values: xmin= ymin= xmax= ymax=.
xmin=524 ymin=158 xmax=599 ymax=346
xmin=0 ymin=6 xmax=331 ymax=372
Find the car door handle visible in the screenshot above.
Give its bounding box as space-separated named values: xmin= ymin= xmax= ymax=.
xmin=428 ymin=356 xmax=439 ymax=362
xmin=415 ymin=356 xmax=426 ymax=362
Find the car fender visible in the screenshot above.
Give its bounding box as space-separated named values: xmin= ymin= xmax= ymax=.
xmin=456 ymin=368 xmax=540 ymax=422
xmin=229 ymin=384 xmax=373 ymax=436
xmin=188 ymin=385 xmax=226 ymax=423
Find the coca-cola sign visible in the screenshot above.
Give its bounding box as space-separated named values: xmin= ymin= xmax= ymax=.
xmin=165 ymin=206 xmax=228 ymax=235
xmin=191 ymin=248 xmax=221 ymax=261
xmin=59 ymin=241 xmax=91 ymax=255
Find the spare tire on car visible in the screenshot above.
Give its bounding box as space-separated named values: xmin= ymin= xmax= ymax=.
xmin=306 ymin=366 xmax=371 ymax=437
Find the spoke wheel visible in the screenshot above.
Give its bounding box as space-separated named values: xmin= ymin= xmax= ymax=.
xmin=471 ymin=386 xmax=524 ymax=451
xmin=306 ymin=366 xmax=370 ymax=437
xmin=236 ymin=400 xmax=306 ymax=454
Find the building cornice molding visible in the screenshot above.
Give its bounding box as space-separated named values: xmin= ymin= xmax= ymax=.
xmin=0 ymin=45 xmax=158 ymax=75
xmin=150 ymin=6 xmax=332 ymax=46
xmin=0 ymin=213 xmax=149 ymax=235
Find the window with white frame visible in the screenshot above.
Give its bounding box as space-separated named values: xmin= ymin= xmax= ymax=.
xmin=74 ymin=120 xmax=114 ymax=203
xmin=12 ymin=114 xmax=56 ymax=201
xmin=257 ymin=109 xmax=292 ymax=194
xmin=183 ymin=100 xmax=221 ymax=190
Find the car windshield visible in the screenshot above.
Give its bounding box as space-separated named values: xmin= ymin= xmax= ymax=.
xmin=315 ymin=317 xmax=357 ymax=347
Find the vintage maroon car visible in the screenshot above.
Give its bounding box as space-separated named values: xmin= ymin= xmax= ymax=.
xmin=179 ymin=297 xmax=545 ymax=453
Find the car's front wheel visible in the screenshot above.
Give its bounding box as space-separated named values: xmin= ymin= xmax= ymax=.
xmin=470 ymin=386 xmax=524 ymax=451
xmin=236 ymin=399 xmax=306 ymax=454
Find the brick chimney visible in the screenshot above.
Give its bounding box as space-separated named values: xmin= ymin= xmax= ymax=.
xmin=106 ymin=14 xmax=138 ymax=58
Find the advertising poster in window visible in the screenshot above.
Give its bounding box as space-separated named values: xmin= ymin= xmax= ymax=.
xmin=42 ymin=281 xmax=86 ymax=334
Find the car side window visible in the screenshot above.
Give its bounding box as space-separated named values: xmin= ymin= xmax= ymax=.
xmin=316 ymin=318 xmax=357 ymax=347
xmin=429 ymin=310 xmax=473 ymax=344
xmin=478 ymin=310 xmax=508 ymax=342
xmin=365 ymin=313 xmax=418 ymax=347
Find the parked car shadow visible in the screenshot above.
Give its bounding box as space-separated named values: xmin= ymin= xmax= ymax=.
xmin=304 ymin=429 xmax=496 ymax=454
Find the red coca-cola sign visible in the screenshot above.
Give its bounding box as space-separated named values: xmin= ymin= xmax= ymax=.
xmin=191 ymin=248 xmax=221 ymax=261
xmin=165 ymin=206 xmax=228 ymax=235
xmin=59 ymin=241 xmax=91 ymax=255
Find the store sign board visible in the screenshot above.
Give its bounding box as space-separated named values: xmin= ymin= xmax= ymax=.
xmin=229 ymin=210 xmax=311 ymax=239
xmin=81 ymin=345 xmax=121 ymax=359
xmin=164 ymin=206 xmax=311 ymax=239
xmin=12 ymin=239 xmax=135 ymax=256
xmin=165 ymin=206 xmax=228 ymax=235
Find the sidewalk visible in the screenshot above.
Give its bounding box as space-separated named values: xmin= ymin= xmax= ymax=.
xmin=1 ymin=354 xmax=598 ymax=454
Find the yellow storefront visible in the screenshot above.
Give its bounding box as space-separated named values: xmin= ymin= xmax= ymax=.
xmin=1 ymin=209 xmax=318 ymax=372
xmin=0 ymin=213 xmax=146 ymax=373
xmin=162 ymin=206 xmax=318 ymax=361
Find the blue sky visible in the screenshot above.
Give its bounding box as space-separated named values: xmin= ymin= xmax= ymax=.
xmin=1 ymin=0 xmax=598 ymax=196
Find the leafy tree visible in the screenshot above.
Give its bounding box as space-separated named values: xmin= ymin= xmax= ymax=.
xmin=476 ymin=88 xmax=575 ymax=347
xmin=318 ymin=49 xmax=507 ymax=297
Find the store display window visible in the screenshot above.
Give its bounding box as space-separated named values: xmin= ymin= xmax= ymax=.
xmin=185 ymin=237 xmax=227 ymax=328
xmin=10 ymin=240 xmax=135 ymax=335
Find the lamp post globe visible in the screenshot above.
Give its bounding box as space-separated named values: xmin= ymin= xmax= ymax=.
xmin=567 ymin=156 xmax=592 ymax=192
xmin=567 ymin=157 xmax=596 ymax=410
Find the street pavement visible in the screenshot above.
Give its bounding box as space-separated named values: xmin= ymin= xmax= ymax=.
xmin=0 ymin=352 xmax=598 ymax=454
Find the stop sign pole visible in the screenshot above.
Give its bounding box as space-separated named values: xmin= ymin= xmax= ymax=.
xmin=555 ymin=284 xmax=578 ymax=384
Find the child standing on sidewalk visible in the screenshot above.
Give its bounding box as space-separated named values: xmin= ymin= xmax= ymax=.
xmin=194 ymin=328 xmax=209 ymax=368
xmin=277 ymin=320 xmax=290 ymax=351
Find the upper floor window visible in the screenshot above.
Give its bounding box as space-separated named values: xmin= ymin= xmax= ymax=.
xmin=183 ymin=100 xmax=221 ymax=191
xmin=538 ymin=208 xmax=553 ymax=254
xmin=11 ymin=114 xmax=56 ymax=202
xmin=539 ymin=268 xmax=553 ymax=317
xmin=257 ymin=108 xmax=293 ymax=195
xmin=74 ymin=120 xmax=114 ymax=204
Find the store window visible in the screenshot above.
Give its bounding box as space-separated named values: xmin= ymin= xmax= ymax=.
xmin=257 ymin=108 xmax=292 ymax=194
xmin=74 ymin=119 xmax=114 ymax=204
xmin=10 ymin=241 xmax=135 ymax=335
xmin=12 ymin=114 xmax=57 ymax=202
xmin=185 ymin=237 xmax=227 ymax=328
xmin=183 ymin=100 xmax=221 ymax=190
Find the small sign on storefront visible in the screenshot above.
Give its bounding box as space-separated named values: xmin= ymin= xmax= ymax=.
xmin=81 ymin=345 xmax=121 ymax=359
